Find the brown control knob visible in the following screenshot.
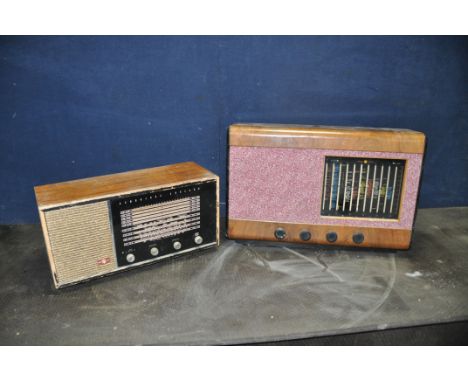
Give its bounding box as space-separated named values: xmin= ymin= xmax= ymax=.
xmin=299 ymin=230 xmax=311 ymax=241
xmin=353 ymin=233 xmax=364 ymax=244
xmin=274 ymin=227 xmax=286 ymax=240
xmin=326 ymin=232 xmax=338 ymax=243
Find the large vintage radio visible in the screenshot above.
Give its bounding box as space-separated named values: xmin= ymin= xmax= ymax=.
xmin=35 ymin=162 xmax=219 ymax=288
xmin=227 ymin=123 xmax=425 ymax=249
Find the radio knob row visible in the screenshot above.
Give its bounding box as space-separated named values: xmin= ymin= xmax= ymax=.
xmin=126 ymin=235 xmax=204 ymax=263
xmin=274 ymin=228 xmax=365 ymax=244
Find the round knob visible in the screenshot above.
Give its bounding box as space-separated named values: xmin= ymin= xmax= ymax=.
xmin=126 ymin=253 xmax=135 ymax=263
xmin=274 ymin=227 xmax=286 ymax=240
xmin=173 ymin=241 xmax=182 ymax=250
xmin=299 ymin=230 xmax=311 ymax=241
xmin=353 ymin=233 xmax=364 ymax=244
xmin=326 ymin=232 xmax=338 ymax=243
xmin=150 ymin=247 xmax=159 ymax=256
xmin=194 ymin=235 xmax=203 ymax=245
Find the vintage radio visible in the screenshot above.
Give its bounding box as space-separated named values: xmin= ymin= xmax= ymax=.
xmin=227 ymin=123 xmax=425 ymax=249
xmin=34 ymin=162 xmax=219 ymax=288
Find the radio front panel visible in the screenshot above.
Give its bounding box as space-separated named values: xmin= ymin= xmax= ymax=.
xmin=110 ymin=180 xmax=217 ymax=267
xmin=227 ymin=123 xmax=425 ymax=249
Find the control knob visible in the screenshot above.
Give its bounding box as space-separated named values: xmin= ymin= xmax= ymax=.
xmin=274 ymin=227 xmax=286 ymax=240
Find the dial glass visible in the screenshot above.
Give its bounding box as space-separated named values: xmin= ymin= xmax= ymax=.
xmin=321 ymin=156 xmax=406 ymax=219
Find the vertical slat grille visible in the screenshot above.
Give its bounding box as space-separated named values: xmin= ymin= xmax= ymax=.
xmin=321 ymin=157 xmax=405 ymax=219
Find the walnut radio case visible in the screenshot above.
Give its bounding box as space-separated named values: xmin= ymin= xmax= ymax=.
xmin=227 ymin=123 xmax=425 ymax=249
xmin=35 ymin=162 xmax=219 ymax=288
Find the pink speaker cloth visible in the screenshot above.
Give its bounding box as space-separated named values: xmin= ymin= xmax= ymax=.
xmin=229 ymin=146 xmax=423 ymax=230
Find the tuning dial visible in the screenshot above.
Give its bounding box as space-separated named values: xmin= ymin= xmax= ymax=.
xmin=299 ymin=230 xmax=311 ymax=241
xmin=274 ymin=227 xmax=286 ymax=240
xmin=150 ymin=247 xmax=159 ymax=256
xmin=326 ymin=232 xmax=338 ymax=243
xmin=353 ymin=233 xmax=365 ymax=244
xmin=126 ymin=253 xmax=135 ymax=263
xmin=173 ymin=241 xmax=182 ymax=250
xmin=194 ymin=235 xmax=203 ymax=245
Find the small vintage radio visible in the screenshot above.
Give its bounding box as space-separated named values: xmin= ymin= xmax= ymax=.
xmin=227 ymin=123 xmax=425 ymax=249
xmin=35 ymin=162 xmax=219 ymax=288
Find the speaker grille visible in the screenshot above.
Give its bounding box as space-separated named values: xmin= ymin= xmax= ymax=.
xmin=44 ymin=201 xmax=116 ymax=286
xmin=321 ymin=156 xmax=406 ymax=219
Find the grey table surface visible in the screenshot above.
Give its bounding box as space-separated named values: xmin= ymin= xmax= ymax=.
xmin=0 ymin=207 xmax=467 ymax=345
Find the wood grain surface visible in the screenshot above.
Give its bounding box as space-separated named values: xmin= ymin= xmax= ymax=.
xmin=229 ymin=123 xmax=426 ymax=154
xmin=228 ymin=219 xmax=412 ymax=249
xmin=35 ymin=161 xmax=218 ymax=208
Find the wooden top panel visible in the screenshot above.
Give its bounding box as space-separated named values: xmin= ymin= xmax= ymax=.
xmin=229 ymin=123 xmax=426 ymax=154
xmin=35 ymin=162 xmax=217 ymax=209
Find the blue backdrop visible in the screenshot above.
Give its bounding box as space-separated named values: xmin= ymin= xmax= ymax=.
xmin=0 ymin=36 xmax=467 ymax=223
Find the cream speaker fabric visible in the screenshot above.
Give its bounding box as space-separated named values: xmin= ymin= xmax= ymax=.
xmin=44 ymin=201 xmax=116 ymax=286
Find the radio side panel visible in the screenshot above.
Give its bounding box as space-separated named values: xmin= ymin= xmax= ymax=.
xmin=38 ymin=209 xmax=59 ymax=287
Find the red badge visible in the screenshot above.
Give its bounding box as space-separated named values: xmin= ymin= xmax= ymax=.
xmin=97 ymin=257 xmax=111 ymax=265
